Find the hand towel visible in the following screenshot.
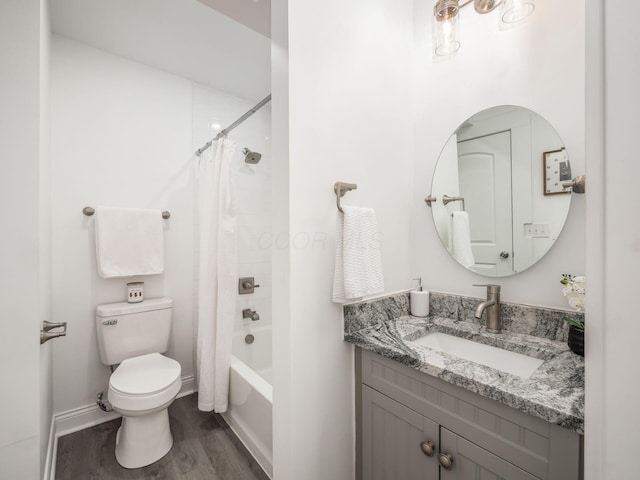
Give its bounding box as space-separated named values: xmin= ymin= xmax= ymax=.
xmin=333 ymin=206 xmax=385 ymax=302
xmin=95 ymin=206 xmax=165 ymax=278
xmin=449 ymin=211 xmax=475 ymax=268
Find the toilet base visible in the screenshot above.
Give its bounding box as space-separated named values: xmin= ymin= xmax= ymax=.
xmin=115 ymin=408 xmax=173 ymax=469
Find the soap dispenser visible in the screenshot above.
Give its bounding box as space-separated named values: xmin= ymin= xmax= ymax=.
xmin=410 ymin=277 xmax=430 ymax=317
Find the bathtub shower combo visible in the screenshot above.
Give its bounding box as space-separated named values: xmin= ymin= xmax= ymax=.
xmin=195 ymin=96 xmax=273 ymax=477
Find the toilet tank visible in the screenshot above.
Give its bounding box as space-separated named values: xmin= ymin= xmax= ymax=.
xmin=96 ymin=297 xmax=173 ymax=365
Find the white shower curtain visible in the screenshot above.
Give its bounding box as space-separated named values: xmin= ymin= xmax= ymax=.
xmin=196 ymin=138 xmax=238 ymax=412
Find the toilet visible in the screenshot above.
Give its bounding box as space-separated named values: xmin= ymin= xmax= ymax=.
xmin=95 ymin=297 xmax=182 ymax=469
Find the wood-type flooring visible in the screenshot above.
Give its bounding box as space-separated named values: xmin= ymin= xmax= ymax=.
xmin=55 ymin=393 xmax=270 ymax=480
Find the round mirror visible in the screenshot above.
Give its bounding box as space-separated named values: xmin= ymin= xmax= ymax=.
xmin=430 ymin=105 xmax=572 ymax=277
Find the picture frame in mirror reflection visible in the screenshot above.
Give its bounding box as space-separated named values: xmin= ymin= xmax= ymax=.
xmin=429 ymin=105 xmax=573 ymax=278
xmin=543 ymin=148 xmax=572 ymax=195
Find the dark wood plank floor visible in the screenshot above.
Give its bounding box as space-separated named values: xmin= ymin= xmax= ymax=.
xmin=55 ymin=393 xmax=270 ymax=480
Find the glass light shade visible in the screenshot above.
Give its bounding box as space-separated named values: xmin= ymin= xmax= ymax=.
xmin=500 ymin=0 xmax=535 ymax=23
xmin=433 ymin=13 xmax=460 ymax=57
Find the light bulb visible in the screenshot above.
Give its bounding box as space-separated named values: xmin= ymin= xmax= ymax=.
xmin=433 ymin=11 xmax=460 ymax=56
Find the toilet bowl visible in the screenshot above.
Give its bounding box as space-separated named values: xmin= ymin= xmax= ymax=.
xmin=108 ymin=353 xmax=182 ymax=469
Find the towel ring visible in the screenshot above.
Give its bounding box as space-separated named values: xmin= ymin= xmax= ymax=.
xmin=82 ymin=206 xmax=171 ymax=219
xmin=334 ymin=182 xmax=358 ymax=213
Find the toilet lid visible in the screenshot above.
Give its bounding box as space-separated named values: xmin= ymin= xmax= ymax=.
xmin=110 ymin=353 xmax=181 ymax=396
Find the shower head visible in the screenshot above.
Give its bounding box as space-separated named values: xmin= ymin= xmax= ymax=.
xmin=242 ymin=147 xmax=262 ymax=164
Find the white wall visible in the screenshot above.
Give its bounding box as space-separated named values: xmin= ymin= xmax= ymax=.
xmin=585 ymin=0 xmax=640 ymax=477
xmin=273 ymin=0 xmax=415 ymax=478
xmin=39 ymin=0 xmax=54 ymax=477
xmin=50 ymin=36 xmax=271 ymax=415
xmin=0 ymin=1 xmax=44 ymax=478
xmin=50 ymin=35 xmax=194 ymax=414
xmin=270 ymin=1 xmax=291 ymax=479
xmin=584 ymin=1 xmax=605 ymax=477
xmin=412 ymin=0 xmax=585 ymax=308
xmin=431 ymin=133 xmax=459 ymax=249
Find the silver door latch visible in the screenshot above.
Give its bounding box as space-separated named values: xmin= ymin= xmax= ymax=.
xmin=40 ymin=321 xmax=67 ymax=344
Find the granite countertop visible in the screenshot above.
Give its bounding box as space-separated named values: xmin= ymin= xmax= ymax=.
xmin=344 ymin=292 xmax=585 ymax=434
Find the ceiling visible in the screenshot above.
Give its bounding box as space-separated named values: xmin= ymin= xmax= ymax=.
xmin=196 ymin=0 xmax=270 ymax=38
xmin=50 ymin=0 xmax=271 ymax=101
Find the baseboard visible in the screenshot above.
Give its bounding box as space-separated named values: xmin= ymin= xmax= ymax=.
xmin=42 ymin=412 xmax=57 ymax=480
xmin=43 ymin=373 xmax=195 ymax=480
xmin=178 ymin=373 xmax=196 ymax=398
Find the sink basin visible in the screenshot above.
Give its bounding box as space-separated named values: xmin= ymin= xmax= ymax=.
xmin=410 ymin=332 xmax=544 ymax=379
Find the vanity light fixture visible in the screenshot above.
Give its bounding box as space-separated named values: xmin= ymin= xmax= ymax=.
xmin=433 ymin=0 xmax=535 ymax=57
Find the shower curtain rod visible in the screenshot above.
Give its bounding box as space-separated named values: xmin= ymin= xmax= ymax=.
xmin=195 ymin=94 xmax=272 ymax=156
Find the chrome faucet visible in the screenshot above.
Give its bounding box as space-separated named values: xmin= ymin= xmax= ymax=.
xmin=473 ymin=284 xmax=501 ymax=333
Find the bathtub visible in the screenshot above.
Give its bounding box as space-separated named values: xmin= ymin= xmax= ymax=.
xmin=221 ymin=325 xmax=273 ymax=478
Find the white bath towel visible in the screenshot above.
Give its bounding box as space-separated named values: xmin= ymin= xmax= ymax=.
xmin=94 ymin=206 xmax=165 ymax=278
xmin=333 ymin=206 xmax=385 ymax=302
xmin=449 ymin=211 xmax=475 ymax=268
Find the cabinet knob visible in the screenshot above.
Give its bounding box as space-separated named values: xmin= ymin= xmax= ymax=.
xmin=438 ymin=452 xmax=454 ymax=470
xmin=419 ymin=440 xmax=435 ymax=457
xmin=500 ymin=251 xmax=510 ymax=259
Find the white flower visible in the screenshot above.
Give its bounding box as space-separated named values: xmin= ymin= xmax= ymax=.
xmin=567 ymin=295 xmax=585 ymax=312
xmin=562 ymin=275 xmax=585 ymax=313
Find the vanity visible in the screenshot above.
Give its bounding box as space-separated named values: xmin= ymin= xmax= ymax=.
xmin=344 ymin=292 xmax=584 ymax=480
xmin=342 ymin=104 xmax=584 ymax=478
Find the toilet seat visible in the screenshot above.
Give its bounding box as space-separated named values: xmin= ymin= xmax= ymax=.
xmin=108 ymin=353 xmax=181 ymax=413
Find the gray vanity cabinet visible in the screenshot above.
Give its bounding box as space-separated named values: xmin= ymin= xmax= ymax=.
xmin=362 ymin=385 xmax=440 ymax=479
xmin=357 ymin=348 xmax=582 ymax=480
xmin=439 ymin=428 xmax=537 ymax=480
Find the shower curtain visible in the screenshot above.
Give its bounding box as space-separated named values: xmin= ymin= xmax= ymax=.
xmin=196 ymin=138 xmax=238 ymax=412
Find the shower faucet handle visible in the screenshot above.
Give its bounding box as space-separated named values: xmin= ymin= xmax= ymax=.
xmin=239 ymin=277 xmax=260 ymax=294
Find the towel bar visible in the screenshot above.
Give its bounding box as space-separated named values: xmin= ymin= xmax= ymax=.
xmin=334 ymin=182 xmax=358 ymax=213
xmin=425 ymin=194 xmax=437 ymax=207
xmin=82 ymin=206 xmax=171 ymax=219
xmin=561 ymin=175 xmax=586 ymax=194
xmin=442 ymin=195 xmax=465 ymax=211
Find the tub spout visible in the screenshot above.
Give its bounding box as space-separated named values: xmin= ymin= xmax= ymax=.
xmin=243 ymin=309 xmax=260 ymax=321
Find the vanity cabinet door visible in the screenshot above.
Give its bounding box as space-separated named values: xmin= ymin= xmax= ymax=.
xmin=362 ymin=385 xmax=439 ymax=480
xmin=439 ymin=428 xmax=539 ymax=480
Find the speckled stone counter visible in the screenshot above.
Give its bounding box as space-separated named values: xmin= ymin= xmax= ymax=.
xmin=343 ymin=291 xmax=585 ymax=434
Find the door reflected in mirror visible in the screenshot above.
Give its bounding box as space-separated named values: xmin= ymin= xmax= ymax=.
xmin=430 ymin=105 xmax=572 ymax=277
